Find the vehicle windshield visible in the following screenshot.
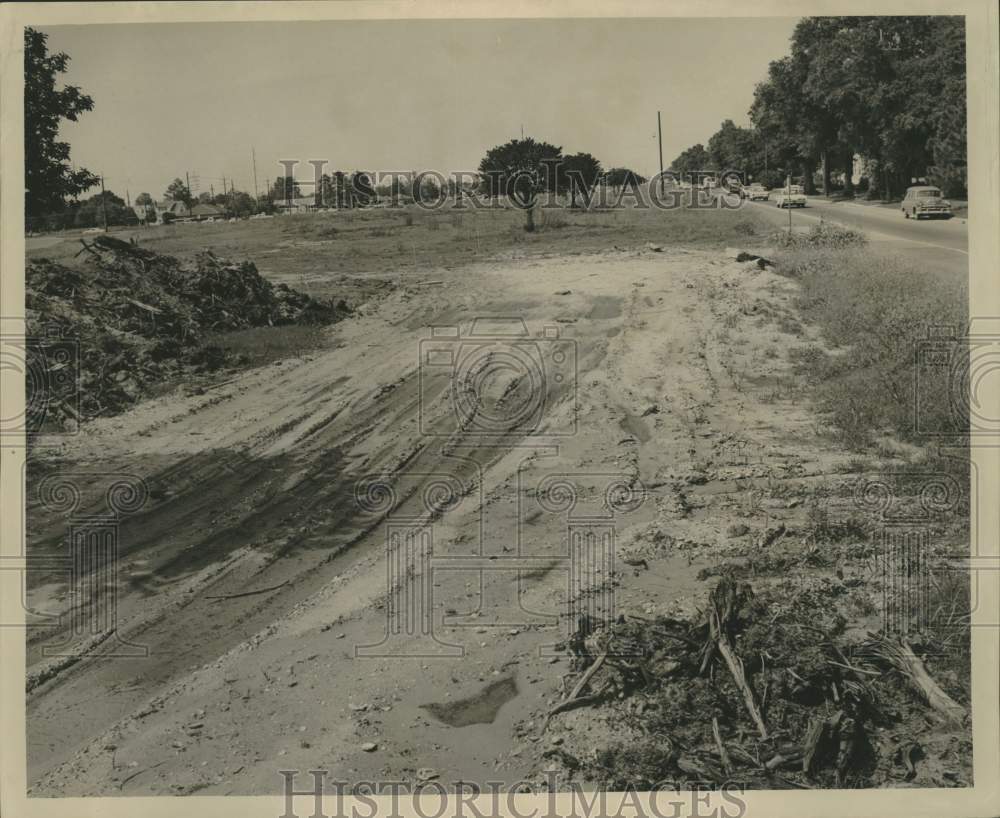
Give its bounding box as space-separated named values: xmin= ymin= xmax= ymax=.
xmin=914 ymin=188 xmax=942 ymax=197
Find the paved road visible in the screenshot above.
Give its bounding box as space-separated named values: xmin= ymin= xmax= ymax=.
xmin=743 ymin=194 xmax=968 ymax=279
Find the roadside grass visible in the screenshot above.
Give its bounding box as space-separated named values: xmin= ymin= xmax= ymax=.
xmin=773 ymin=230 xmax=967 ymax=455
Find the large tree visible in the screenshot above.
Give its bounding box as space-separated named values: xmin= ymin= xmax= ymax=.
xmin=560 ymin=152 xmax=603 ymax=208
xmin=706 ymin=120 xmax=759 ymax=179
xmin=668 ymin=145 xmax=711 ymax=181
xmin=478 ymin=137 xmax=563 ymax=231
xmin=751 ymin=16 xmax=967 ymax=199
xmin=268 ymin=175 xmax=301 ymax=202
xmin=24 ymin=27 xmax=99 ymax=219
xmin=164 ymin=177 xmax=193 ymax=207
xmin=604 ymin=167 xmax=647 ymax=191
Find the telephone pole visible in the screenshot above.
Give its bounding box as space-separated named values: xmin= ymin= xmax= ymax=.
xmin=251 ymin=147 xmax=260 ymax=204
xmin=100 ymin=175 xmax=108 ymax=232
xmin=657 ymin=111 xmax=665 ymax=197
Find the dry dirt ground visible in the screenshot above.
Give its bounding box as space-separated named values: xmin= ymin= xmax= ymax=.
xmin=25 ymin=242 xmax=905 ymax=795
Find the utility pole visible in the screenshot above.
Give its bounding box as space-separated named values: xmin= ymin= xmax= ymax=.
xmin=211 ymin=183 xmax=215 ymax=198
xmin=657 ymin=111 xmax=665 ymax=197
xmin=126 ymin=188 xmax=131 ymax=208
xmin=100 ymin=175 xmax=108 ymax=232
xmin=251 ymin=147 xmax=260 ymax=204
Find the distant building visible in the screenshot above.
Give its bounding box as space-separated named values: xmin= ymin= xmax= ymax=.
xmin=189 ymin=203 xmax=226 ymax=221
xmin=149 ymin=199 xmax=192 ymax=223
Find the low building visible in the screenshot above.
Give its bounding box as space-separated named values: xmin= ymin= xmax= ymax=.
xmin=189 ymin=203 xmax=226 ymax=221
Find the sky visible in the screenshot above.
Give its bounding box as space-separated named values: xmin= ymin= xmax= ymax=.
xmin=39 ymin=18 xmax=799 ymax=202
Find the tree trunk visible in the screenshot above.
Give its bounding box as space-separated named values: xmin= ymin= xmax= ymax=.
xmin=802 ymin=163 xmax=818 ymax=195
xmin=524 ymin=203 xmax=535 ymax=232
xmin=821 ymin=150 xmax=831 ymax=196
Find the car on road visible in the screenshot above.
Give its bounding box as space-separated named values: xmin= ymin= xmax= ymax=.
xmin=902 ymin=186 xmax=952 ymax=219
xmin=775 ymin=185 xmax=807 ymax=208
xmin=702 ymin=177 xmax=717 ymax=190
xmin=745 ymin=183 xmax=769 ymax=201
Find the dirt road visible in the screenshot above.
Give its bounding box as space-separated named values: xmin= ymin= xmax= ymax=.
xmin=28 ymin=245 xmax=859 ymax=795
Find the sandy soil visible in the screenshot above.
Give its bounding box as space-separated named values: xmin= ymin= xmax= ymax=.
xmin=27 ymin=245 xmax=862 ymax=795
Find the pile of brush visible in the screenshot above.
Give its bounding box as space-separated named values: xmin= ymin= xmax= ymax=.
xmin=25 ymin=236 xmax=351 ymax=426
xmin=542 ymin=575 xmax=970 ymax=790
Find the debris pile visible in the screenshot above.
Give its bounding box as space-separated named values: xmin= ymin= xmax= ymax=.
xmin=26 ymin=236 xmax=351 ymax=424
xmin=542 ymin=575 xmax=971 ymax=790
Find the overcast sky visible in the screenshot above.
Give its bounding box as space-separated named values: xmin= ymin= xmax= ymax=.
xmin=39 ymin=18 xmax=799 ymax=201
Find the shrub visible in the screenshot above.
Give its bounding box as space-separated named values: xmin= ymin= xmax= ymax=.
xmin=771 ymin=222 xmax=867 ymax=251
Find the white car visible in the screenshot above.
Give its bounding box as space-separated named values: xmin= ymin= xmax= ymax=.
xmin=775 ymin=185 xmax=807 ymax=208
xmin=745 ymin=183 xmax=769 ymax=201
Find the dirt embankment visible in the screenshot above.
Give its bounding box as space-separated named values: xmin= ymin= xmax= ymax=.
xmin=26 ymin=244 xmax=970 ymax=795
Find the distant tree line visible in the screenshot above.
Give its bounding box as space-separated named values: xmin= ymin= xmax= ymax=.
xmin=671 ymin=16 xmax=967 ymax=199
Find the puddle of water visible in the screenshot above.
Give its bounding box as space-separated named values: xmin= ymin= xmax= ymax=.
xmin=420 ymin=676 xmax=518 ymax=727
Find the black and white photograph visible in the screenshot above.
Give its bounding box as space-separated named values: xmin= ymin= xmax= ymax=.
xmin=2 ymin=2 xmax=998 ymax=816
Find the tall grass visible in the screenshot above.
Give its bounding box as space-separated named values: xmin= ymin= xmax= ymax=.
xmin=774 ymin=229 xmax=967 ymax=452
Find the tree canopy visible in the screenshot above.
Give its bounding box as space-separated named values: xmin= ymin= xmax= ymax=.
xmin=560 ymin=152 xmax=604 ymax=206
xmin=164 ymin=178 xmax=193 ymax=206
xmin=478 ymin=138 xmax=563 ymax=202
xmin=604 ymin=167 xmax=647 ymax=189
xmin=667 ymin=16 xmax=967 ymax=198
xmin=749 ymin=15 xmax=967 ymax=197
xmin=24 ymin=27 xmax=99 ymax=218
